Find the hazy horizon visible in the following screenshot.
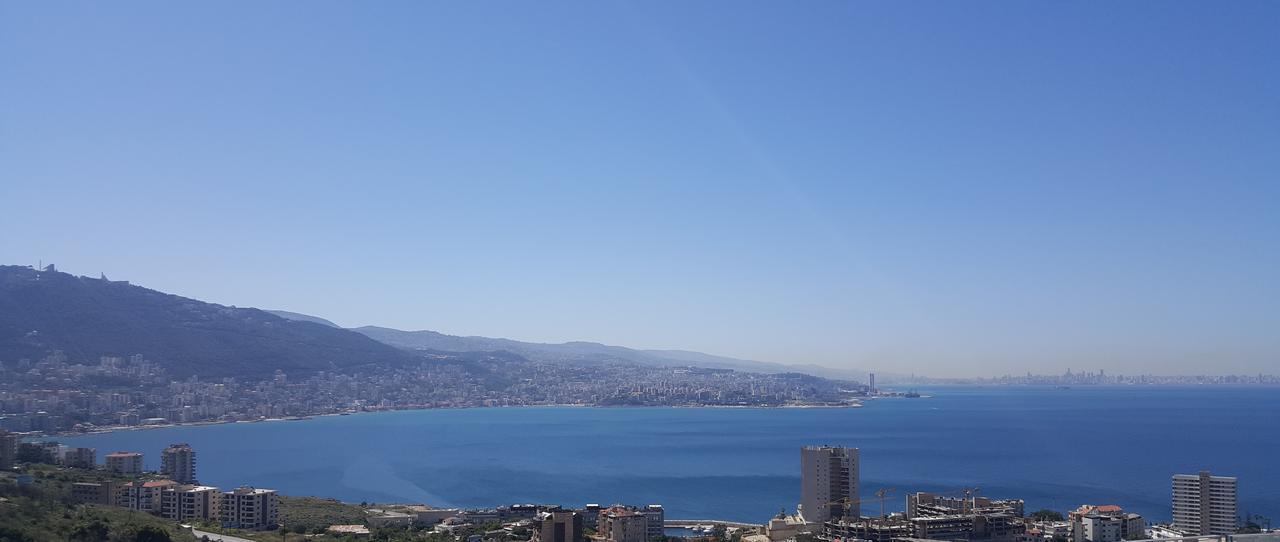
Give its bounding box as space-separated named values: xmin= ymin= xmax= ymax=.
xmin=3 ymin=2 xmax=1278 ymax=378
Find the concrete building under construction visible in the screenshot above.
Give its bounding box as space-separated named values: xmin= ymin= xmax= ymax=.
xmin=821 ymin=491 xmax=1027 ymax=542
xmin=906 ymin=492 xmax=1026 ymax=519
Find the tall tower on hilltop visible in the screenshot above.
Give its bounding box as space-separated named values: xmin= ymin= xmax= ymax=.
xmin=800 ymin=445 xmax=859 ymax=524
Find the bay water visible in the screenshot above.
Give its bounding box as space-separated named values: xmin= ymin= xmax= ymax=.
xmin=61 ymin=386 xmax=1280 ymax=523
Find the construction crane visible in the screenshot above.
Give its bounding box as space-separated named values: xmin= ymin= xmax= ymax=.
xmin=826 ymin=496 xmax=871 ymax=542
xmin=827 ymin=486 xmax=900 ymax=522
xmin=964 ymin=487 xmax=982 ymax=514
xmin=875 ymin=487 xmax=898 ymax=519
xmin=826 ymin=496 xmax=862 ymax=522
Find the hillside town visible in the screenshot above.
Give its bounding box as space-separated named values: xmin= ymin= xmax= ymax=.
xmin=0 ymin=351 xmax=866 ymax=434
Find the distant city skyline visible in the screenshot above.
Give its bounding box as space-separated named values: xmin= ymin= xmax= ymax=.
xmin=2 ymin=2 xmax=1278 ymax=377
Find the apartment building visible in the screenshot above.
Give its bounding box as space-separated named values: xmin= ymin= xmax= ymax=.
xmin=71 ymin=482 xmax=112 ymax=505
xmin=641 ymin=505 xmax=665 ymax=540
xmin=105 ymin=451 xmax=144 ymax=474
xmin=220 ymin=486 xmax=279 ymax=530
xmin=114 ymin=480 xmax=178 ymax=513
xmin=0 ymin=430 xmax=16 ymax=470
xmin=1172 ymin=471 xmax=1238 ymax=536
xmin=160 ymin=484 xmax=221 ymax=522
xmin=532 ymin=509 xmax=584 ymax=542
xmin=581 ymin=504 xmax=603 ymax=530
xmin=800 ymin=445 xmax=859 ymax=524
xmin=1070 ymin=505 xmax=1144 ymax=542
xmin=601 ymin=506 xmax=649 ymax=542
xmin=160 ymin=443 xmax=197 ymax=484
xmin=60 ymin=446 xmax=97 ymax=469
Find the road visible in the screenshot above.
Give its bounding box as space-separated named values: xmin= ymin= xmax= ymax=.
xmin=190 ymin=528 xmax=259 ymax=542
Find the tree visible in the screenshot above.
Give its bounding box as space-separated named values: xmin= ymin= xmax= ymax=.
xmin=70 ymin=520 xmax=110 ymax=542
xmin=1237 ymin=522 xmax=1262 ymax=535
xmin=0 ymin=526 xmax=35 ymax=542
xmin=1030 ymin=509 xmax=1065 ymax=522
xmin=132 ymin=526 xmax=173 ymax=542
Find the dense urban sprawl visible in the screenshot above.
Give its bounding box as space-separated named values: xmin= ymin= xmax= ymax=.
xmin=0 ymin=351 xmax=866 ymax=434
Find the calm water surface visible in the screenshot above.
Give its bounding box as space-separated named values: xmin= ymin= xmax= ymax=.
xmin=61 ymin=386 xmax=1280 ymax=523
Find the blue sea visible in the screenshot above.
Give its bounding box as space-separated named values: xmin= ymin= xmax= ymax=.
xmin=59 ymin=386 xmax=1280 ymax=523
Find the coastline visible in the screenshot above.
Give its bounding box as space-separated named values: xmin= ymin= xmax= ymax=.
xmin=30 ymin=387 xmax=1279 ymax=523
xmin=34 ymin=401 xmax=871 ymax=439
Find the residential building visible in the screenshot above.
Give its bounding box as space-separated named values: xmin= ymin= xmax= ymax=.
xmin=106 ymin=451 xmax=144 ymax=474
xmin=220 ymin=486 xmax=279 ymax=530
xmin=1070 ymin=505 xmax=1144 ymax=542
xmin=1028 ymin=521 xmax=1071 ymax=541
xmin=642 ymin=505 xmax=665 ymax=540
xmin=765 ymin=512 xmax=811 ymax=542
xmin=71 ymin=482 xmax=112 ymax=505
xmin=1077 ymin=514 xmax=1123 ymax=542
xmin=601 ymin=506 xmax=649 ymax=542
xmin=0 ymin=430 xmax=16 ymax=470
xmin=1172 ymin=471 xmax=1237 ymax=535
xmin=405 ymin=505 xmax=461 ymax=525
xmin=60 ymin=446 xmax=96 ymax=469
xmin=533 ymin=510 xmax=584 ymax=542
xmin=800 ymin=445 xmax=859 ymax=524
xmin=160 ymin=484 xmax=221 ymax=522
xmin=16 ymin=441 xmax=58 ymax=464
xmin=581 ymin=504 xmax=602 ymax=530
xmin=161 ymin=443 xmax=197 ymax=483
xmin=114 ymin=480 xmax=178 ymax=513
xmin=367 ymin=510 xmax=414 ymax=527
xmin=1120 ymin=515 xmax=1145 ymax=540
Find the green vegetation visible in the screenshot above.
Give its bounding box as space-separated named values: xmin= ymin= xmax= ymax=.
xmin=278 ymin=496 xmax=368 ymax=533
xmin=1030 ymin=509 xmax=1065 ymax=522
xmin=0 ymin=469 xmax=196 ymax=542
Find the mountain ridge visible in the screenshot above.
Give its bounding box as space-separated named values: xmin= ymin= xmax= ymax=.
xmin=0 ymin=265 xmax=420 ymax=378
xmin=264 ymin=309 xmax=341 ymax=328
xmin=338 ymin=324 xmax=873 ymax=381
xmin=0 ymin=263 xmax=879 ymax=383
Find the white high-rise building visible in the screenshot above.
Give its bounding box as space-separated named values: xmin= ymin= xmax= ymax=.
xmin=1172 ymin=471 xmax=1237 ymax=535
xmin=800 ymin=445 xmax=859 ymax=524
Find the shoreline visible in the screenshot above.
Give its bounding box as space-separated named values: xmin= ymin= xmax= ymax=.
xmin=35 ymin=401 xmax=872 ymax=439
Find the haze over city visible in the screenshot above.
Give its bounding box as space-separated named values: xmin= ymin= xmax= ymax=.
xmin=3 ymin=2 xmax=1278 ymax=378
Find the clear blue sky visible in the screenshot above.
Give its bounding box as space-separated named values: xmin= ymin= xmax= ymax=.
xmin=2 ymin=2 xmax=1277 ymax=377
